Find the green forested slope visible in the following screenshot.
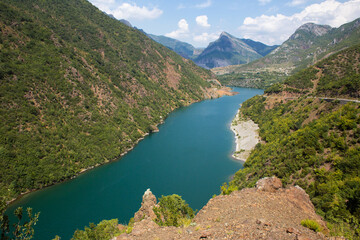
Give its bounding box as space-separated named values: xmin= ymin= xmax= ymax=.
xmin=0 ymin=0 xmax=214 ymax=202
xmin=225 ymin=45 xmax=360 ymax=238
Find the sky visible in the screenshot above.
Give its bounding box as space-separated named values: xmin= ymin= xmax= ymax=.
xmin=89 ymin=0 xmax=360 ymax=48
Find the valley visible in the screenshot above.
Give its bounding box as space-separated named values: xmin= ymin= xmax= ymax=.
xmin=1 ymin=0 xmax=360 ymax=239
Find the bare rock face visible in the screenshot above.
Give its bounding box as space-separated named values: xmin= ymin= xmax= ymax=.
xmin=256 ymin=176 xmax=283 ymax=192
xmin=133 ymin=189 xmax=157 ymax=222
xmin=286 ymin=185 xmax=317 ymax=216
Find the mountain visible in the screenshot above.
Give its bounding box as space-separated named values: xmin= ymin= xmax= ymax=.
xmin=194 ymin=32 xmax=278 ymax=69
xmin=215 ymin=18 xmax=360 ymax=88
xmin=119 ymin=19 xmax=132 ymax=28
xmin=148 ymin=34 xmax=202 ymax=60
xmin=226 ymin=44 xmax=360 ymax=238
xmin=241 ymin=38 xmax=279 ymax=56
xmin=0 ymin=0 xmax=227 ymax=202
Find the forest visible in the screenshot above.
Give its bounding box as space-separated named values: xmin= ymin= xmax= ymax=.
xmin=0 ymin=0 xmax=214 ymax=203
xmin=224 ymin=44 xmax=360 ymax=238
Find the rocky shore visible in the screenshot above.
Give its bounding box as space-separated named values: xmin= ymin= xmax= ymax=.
xmin=231 ymin=109 xmax=260 ymax=161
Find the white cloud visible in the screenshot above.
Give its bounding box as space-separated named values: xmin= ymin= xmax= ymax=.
xmin=195 ymin=0 xmax=212 ymax=9
xmin=90 ymin=2 xmax=163 ymax=20
xmin=258 ymin=0 xmax=271 ymax=5
xmin=239 ymin=0 xmax=360 ymax=45
xmin=89 ymin=0 xmax=115 ymax=12
xmin=196 ymin=15 xmax=211 ymax=27
xmin=165 ymin=19 xmax=190 ymax=38
xmin=193 ymin=32 xmax=219 ymax=43
xmin=111 ymin=3 xmax=163 ymax=20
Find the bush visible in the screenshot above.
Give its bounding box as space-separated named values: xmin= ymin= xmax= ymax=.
xmin=301 ymin=219 xmax=323 ymax=232
xmin=71 ymin=219 xmax=121 ymax=240
xmin=153 ymin=194 xmax=194 ymax=227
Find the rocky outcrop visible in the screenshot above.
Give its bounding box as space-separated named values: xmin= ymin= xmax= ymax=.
xmin=133 ymin=189 xmax=157 ymax=222
xmin=116 ymin=177 xmax=328 ymax=239
xmin=256 ymin=176 xmax=283 ymax=192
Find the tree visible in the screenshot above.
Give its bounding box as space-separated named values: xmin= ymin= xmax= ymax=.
xmin=1 ymin=199 xmax=39 ymax=240
xmin=153 ymin=194 xmax=194 ymax=227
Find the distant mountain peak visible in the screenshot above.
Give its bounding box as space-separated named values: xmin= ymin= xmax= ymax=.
xmin=220 ymin=31 xmax=232 ymax=38
xmin=119 ymin=19 xmax=132 ymax=28
xmin=195 ymin=32 xmax=277 ymax=69
xmin=291 ymin=23 xmax=332 ymax=39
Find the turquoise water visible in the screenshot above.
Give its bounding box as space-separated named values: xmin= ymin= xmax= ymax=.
xmin=6 ymin=87 xmax=263 ymax=239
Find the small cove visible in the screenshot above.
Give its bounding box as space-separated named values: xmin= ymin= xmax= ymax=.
xmin=6 ymin=87 xmax=263 ymax=239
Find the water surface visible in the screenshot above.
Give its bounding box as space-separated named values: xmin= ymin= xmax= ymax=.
xmin=6 ymin=87 xmax=263 ymax=239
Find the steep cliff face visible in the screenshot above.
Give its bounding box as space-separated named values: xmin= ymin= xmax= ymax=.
xmin=116 ymin=177 xmax=328 ymax=240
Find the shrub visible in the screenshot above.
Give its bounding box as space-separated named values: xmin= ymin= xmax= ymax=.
xmin=301 ymin=219 xmax=323 ymax=232
xmin=153 ymin=194 xmax=194 ymax=227
xmin=71 ymin=219 xmax=121 ymax=240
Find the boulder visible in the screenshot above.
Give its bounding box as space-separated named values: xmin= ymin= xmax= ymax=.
xmin=256 ymin=176 xmax=282 ymax=192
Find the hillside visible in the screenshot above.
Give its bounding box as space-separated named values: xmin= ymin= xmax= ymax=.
xmin=0 ymin=0 xmax=226 ymax=203
xmin=194 ymin=32 xmax=277 ymax=69
xmin=215 ymin=18 xmax=360 ymax=88
xmin=148 ymin=34 xmax=202 ymax=60
xmin=224 ymin=44 xmax=360 ymax=238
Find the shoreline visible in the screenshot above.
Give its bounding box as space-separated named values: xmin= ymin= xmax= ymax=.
xmin=6 ymin=86 xmax=234 ymax=206
xmin=6 ymin=119 xmax=165 ymax=206
xmin=230 ymin=108 xmax=260 ymax=162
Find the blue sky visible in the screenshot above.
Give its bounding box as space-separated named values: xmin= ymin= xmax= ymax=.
xmin=89 ymin=0 xmax=360 ymax=47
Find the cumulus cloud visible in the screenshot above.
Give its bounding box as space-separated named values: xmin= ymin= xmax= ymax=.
xmin=258 ymin=0 xmax=272 ymax=5
xmin=109 ymin=3 xmax=163 ymax=20
xmin=196 ymin=15 xmax=211 ymax=27
xmin=239 ymin=0 xmax=360 ymax=45
xmin=89 ymin=0 xmax=115 ymax=12
xmin=195 ymin=0 xmax=212 ymax=9
xmin=165 ymin=19 xmax=190 ymax=38
xmin=89 ymin=1 xmax=162 ymax=20
xmin=193 ymin=32 xmax=219 ymax=44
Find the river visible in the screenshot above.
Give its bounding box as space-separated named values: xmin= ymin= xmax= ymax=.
xmin=6 ymin=87 xmax=263 ymax=239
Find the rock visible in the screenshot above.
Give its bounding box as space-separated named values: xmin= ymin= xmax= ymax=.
xmin=286 ymin=227 xmax=300 ymax=234
xmin=117 ymin=224 xmax=127 ymax=232
xmin=199 ymin=230 xmax=211 ymax=238
xmin=256 ymin=176 xmax=282 ymax=192
xmin=285 ymin=186 xmax=316 ymax=215
xmin=131 ymin=218 xmax=159 ymax=236
xmin=133 ymin=188 xmax=157 ymax=222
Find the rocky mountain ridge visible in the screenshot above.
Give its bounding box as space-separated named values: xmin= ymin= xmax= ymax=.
xmin=148 ymin=34 xmax=201 ymax=60
xmin=115 ymin=177 xmax=330 ymax=240
xmin=194 ymin=32 xmax=278 ymax=69
xmin=214 ymin=17 xmax=360 ymax=88
xmin=117 ymin=18 xmax=277 ymax=69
